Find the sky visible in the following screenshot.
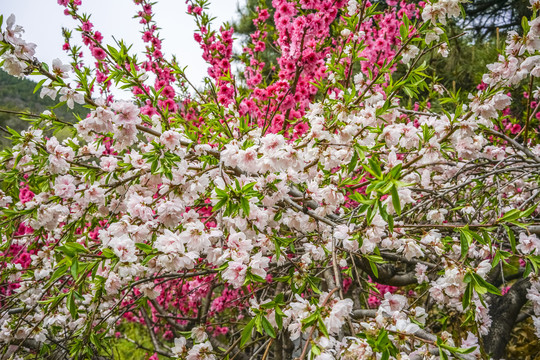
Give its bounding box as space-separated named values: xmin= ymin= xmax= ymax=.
xmin=0 ymin=0 xmax=242 ymax=87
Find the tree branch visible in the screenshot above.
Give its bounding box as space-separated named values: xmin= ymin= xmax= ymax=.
xmin=484 ymin=278 xmax=531 ymax=359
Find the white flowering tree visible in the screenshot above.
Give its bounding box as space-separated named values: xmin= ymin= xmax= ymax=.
xmin=1 ymin=0 xmax=540 ymax=359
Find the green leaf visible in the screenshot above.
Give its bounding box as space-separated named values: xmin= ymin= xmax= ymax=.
xmin=67 ymin=291 xmax=78 ymax=319
xmin=348 ymin=149 xmax=359 ymax=173
xmin=375 ymin=329 xmax=390 ymax=348
xmin=65 ymin=242 xmax=88 ymax=254
xmin=212 ymin=196 xmax=228 ymax=212
xmin=454 ymin=346 xmax=477 ymax=354
xmin=523 ymin=16 xmax=531 ymax=33
xmin=390 ymin=185 xmax=401 ymax=215
xmin=473 ymin=274 xmax=501 ymax=295
xmin=261 ymin=317 xmax=276 ymax=338
xmin=498 ymin=209 xmax=521 ymax=223
xmin=399 ymin=24 xmax=408 ymax=40
xmin=459 ymin=228 xmax=472 ymax=258
xmin=462 ymin=282 xmax=472 ymax=309
xmin=254 ymin=313 xmax=263 ymax=334
xmin=57 ymin=245 xmax=76 ymax=258
xmin=380 ymin=181 xmax=394 ymax=194
xmin=101 ymin=248 xmax=116 ymax=259
xmin=302 ymin=312 xmax=319 ymax=328
xmin=307 ymin=276 xmax=322 ymax=294
xmin=363 ymin=158 xmax=383 ymax=180
xmin=470 ymin=273 xmax=497 ymax=296
xmin=363 ymin=164 xmax=379 ymax=180
xmin=389 ymin=163 xmax=402 ymax=179
xmin=215 ymin=187 xmax=228 ymax=197
xmin=135 ymin=242 xmax=153 ymax=254
xmin=142 ymin=254 xmax=157 ymax=265
xmin=367 ymin=201 xmax=378 ymax=225
xmin=33 ymin=78 xmax=47 ymax=94
xmin=439 ymin=342 xmax=478 ymax=355
xmin=317 ymin=316 xmax=329 ymax=338
xmin=521 ymin=203 xmax=538 ymax=218
xmin=524 ymin=260 xmax=533 ymax=277
xmin=240 ymin=318 xmax=255 ymax=347
xmin=402 ymin=13 xmax=410 ymax=30
xmin=438 ymin=346 xmax=449 ymax=360
xmin=369 ymin=258 xmax=379 ymax=278
xmin=242 ymin=182 xmax=256 ymax=193
xmin=492 ymin=250 xmax=502 ymax=268
xmin=503 ymin=225 xmax=516 ymax=253
xmin=240 ymin=197 xmax=250 ymax=217
xmin=70 ymin=258 xmax=79 ymax=279
xmin=481 ymin=229 xmax=492 ymax=249
xmin=388 ymin=215 xmax=394 ymax=233
xmin=47 ymin=263 xmax=68 ymax=286
xmin=471 ymin=276 xmax=487 ymax=295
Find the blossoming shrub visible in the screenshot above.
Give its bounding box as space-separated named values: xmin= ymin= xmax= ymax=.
xmin=1 ymin=0 xmax=540 ymax=359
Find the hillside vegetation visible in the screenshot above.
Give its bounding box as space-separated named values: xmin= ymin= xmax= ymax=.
xmin=0 ymin=70 xmax=87 ymax=147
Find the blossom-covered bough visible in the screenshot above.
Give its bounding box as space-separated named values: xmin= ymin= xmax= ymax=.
xmin=1 ymin=0 xmax=540 ymax=359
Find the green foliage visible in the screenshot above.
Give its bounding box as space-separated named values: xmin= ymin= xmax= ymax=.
xmin=430 ymin=31 xmax=499 ymax=94
xmin=240 ymin=294 xmax=286 ymax=347
xmin=233 ymin=0 xmax=277 ymax=79
xmin=0 ymin=70 xmax=87 ymax=147
xmin=113 ymin=322 xmax=158 ymax=359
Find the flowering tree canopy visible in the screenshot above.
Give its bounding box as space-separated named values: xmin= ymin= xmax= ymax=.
xmin=1 ymin=0 xmax=540 ymax=359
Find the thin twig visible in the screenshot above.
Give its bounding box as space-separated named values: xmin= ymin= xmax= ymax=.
xmin=298 ymin=288 xmax=339 ymax=360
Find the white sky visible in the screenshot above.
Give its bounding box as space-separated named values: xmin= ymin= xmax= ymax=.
xmin=0 ymin=0 xmax=242 ymax=88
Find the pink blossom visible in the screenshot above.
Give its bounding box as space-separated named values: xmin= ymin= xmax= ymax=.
xmin=160 ymin=130 xmax=183 ymax=150
xmin=222 ymin=261 xmax=247 ymax=288
xmin=54 ymin=175 xmax=76 ymax=198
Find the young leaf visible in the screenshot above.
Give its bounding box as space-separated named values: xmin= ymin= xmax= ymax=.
xmin=240 ymin=197 xmax=250 ymax=217
xmin=390 ymin=185 xmax=401 ymax=215
xmin=240 ymin=318 xmax=255 ymax=347
xmin=503 ymin=225 xmax=516 ymax=253
xmin=261 ymin=317 xmax=276 ymax=338
xmin=67 ymin=291 xmax=78 ymax=319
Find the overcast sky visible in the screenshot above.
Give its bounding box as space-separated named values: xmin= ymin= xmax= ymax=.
xmin=1 ymin=0 xmax=242 ymax=87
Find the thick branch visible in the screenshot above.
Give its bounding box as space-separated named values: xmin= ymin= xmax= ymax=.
xmin=484 ymin=278 xmax=531 ymax=359
xmin=356 ymin=255 xmax=418 ymax=286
